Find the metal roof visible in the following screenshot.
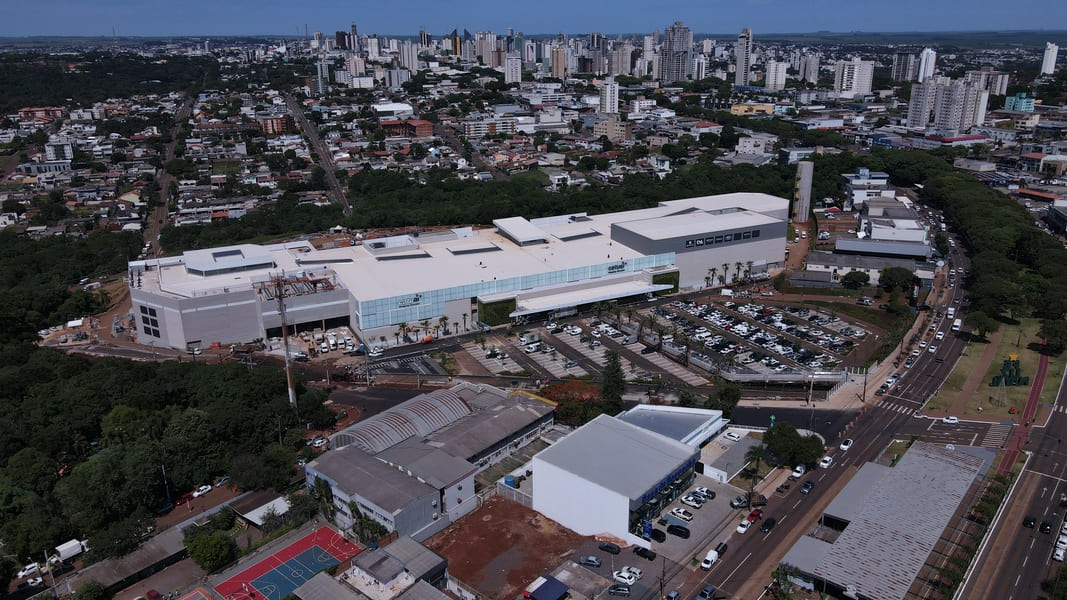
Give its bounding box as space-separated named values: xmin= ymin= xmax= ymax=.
xmin=493 ymin=216 xmax=549 ymax=244
xmin=533 ymin=414 xmax=699 ymax=501
xmin=616 ymin=405 xmax=722 ymax=446
xmin=381 ymin=536 xmax=447 ymax=582
xmin=333 ymin=389 xmax=472 ymax=454
xmin=307 ymin=446 xmax=436 ymax=514
xmin=294 ymin=572 xmax=354 ymax=600
xmin=834 ymin=238 xmax=932 ymax=258
xmin=802 ymin=442 xmax=992 ymax=600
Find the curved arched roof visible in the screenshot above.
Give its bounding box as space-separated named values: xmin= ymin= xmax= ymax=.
xmin=332 ymin=389 xmax=471 ymax=454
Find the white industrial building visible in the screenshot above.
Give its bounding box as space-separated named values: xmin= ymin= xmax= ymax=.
xmin=128 ymin=193 xmax=788 ymax=351
xmin=531 ymin=409 xmax=721 ymax=547
xmin=840 ymin=168 xmax=893 ymax=210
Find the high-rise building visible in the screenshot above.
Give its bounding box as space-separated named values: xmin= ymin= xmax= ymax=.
xmin=419 ymin=28 xmax=431 ymax=48
xmin=399 ymin=40 xmax=419 ymax=71
xmin=964 ymin=68 xmax=1009 ymax=96
xmin=833 ymin=58 xmax=874 ymax=97
xmin=800 ymin=53 xmax=820 ymax=84
xmin=933 ymin=79 xmax=987 ymax=131
xmin=551 ymin=46 xmax=568 ymax=78
xmin=1004 ymin=93 xmax=1036 ymax=112
xmin=917 ymin=48 xmax=937 ymax=81
xmin=765 ymin=61 xmax=789 ymax=90
xmin=907 ymin=79 xmax=937 ymax=129
xmin=659 ymin=21 xmax=693 ymax=83
xmin=313 ymin=31 xmax=325 ymax=50
xmin=1042 ymin=42 xmax=1059 ymax=75
xmin=735 ymin=27 xmax=754 ymax=86
xmin=610 ymin=46 xmax=632 ymax=75
xmin=794 ymin=161 xmax=813 ymax=223
xmin=891 ymin=52 xmax=917 ymax=82
xmin=335 ymin=31 xmax=349 ymax=51
xmin=504 ymin=54 xmax=522 ymax=84
xmin=643 ymin=35 xmax=655 ymax=56
xmin=600 ymin=76 xmax=619 ymax=114
xmin=693 ymin=55 xmax=708 ymax=81
xmin=701 ymin=39 xmax=715 ymax=54
xmin=350 ymin=24 xmax=360 ymax=52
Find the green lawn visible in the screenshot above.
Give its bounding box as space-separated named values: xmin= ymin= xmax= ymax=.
xmin=212 ymin=160 xmax=242 ymax=175
xmin=509 ymin=169 xmax=549 ymax=186
xmin=926 ymin=318 xmax=1066 ymax=419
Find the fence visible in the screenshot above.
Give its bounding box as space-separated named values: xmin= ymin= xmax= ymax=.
xmin=494 ymin=481 xmax=532 ymax=507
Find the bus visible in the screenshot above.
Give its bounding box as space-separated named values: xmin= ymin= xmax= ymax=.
xmin=952 ymin=318 xmax=962 ymax=332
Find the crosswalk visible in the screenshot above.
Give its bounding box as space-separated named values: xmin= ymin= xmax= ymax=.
xmin=876 ymin=400 xmax=916 ymax=415
xmin=1052 ymin=405 xmax=1067 ymax=413
xmin=981 ymin=423 xmax=1014 ymax=449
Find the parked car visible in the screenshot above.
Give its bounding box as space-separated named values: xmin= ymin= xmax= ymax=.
xmin=790 ymin=465 xmax=806 ymax=479
xmin=680 ymin=495 xmax=703 ymax=509
xmin=192 ymin=484 xmax=212 ymax=498
xmin=16 ymin=563 xmax=40 ymax=579
xmin=670 ymin=507 xmax=694 ymax=522
xmin=175 ymin=492 xmax=194 ymax=505
xmin=666 ymin=524 xmax=690 ymax=538
xmin=612 ymin=570 xmax=637 ymax=585
xmin=698 ymin=585 xmax=717 ymax=599
xmin=650 ymin=528 xmax=666 ymax=542
xmin=214 ymin=475 xmax=231 ymax=488
xmin=942 ymin=416 xmax=959 ymax=424
xmin=599 ymin=542 xmax=621 ymax=555
xmin=633 ymin=546 xmax=656 ymax=561
xmin=746 ymin=509 xmax=763 ymax=522
xmin=694 ymin=486 xmax=714 ymax=498
xmin=578 ymin=556 xmax=601 ymax=567
xmin=607 ymin=584 xmax=631 ymax=597
xmin=1056 ymin=548 xmax=1066 ymax=563
xmin=620 ymin=565 xmax=643 ymax=580
xmin=724 ymin=431 xmax=741 ymax=442
xmin=736 ymin=520 xmax=752 ymax=534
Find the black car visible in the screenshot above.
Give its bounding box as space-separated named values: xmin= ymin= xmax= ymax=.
xmin=633 ymin=546 xmax=657 ymax=561
xmin=1023 ymin=515 xmax=1037 ymax=528
xmin=640 ymin=345 xmax=657 ymax=354
xmin=760 ymin=517 xmax=777 ymax=533
xmin=800 ymin=480 xmax=815 ymax=495
xmin=599 ymin=542 xmax=621 ymax=555
xmin=1041 ymin=521 xmax=1053 ymax=534
xmin=650 ymin=528 xmax=666 ymax=543
xmin=666 ymin=524 xmax=690 ymax=539
xmin=608 ymin=584 xmax=631 ymax=597
xmin=698 ymin=585 xmax=717 ymax=599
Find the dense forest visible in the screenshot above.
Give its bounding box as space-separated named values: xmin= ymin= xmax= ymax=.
xmin=0 ymin=52 xmax=219 ymax=114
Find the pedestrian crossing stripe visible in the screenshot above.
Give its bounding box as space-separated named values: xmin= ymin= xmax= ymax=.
xmin=876 ymin=400 xmax=913 ymax=415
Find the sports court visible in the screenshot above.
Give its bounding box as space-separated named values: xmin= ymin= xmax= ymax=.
xmin=214 ymin=527 xmax=360 ymax=600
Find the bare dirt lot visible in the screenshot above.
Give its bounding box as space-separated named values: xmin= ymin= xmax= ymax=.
xmin=424 ymin=496 xmax=589 ymax=599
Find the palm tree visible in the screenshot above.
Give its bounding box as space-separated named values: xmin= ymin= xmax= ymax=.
xmin=722 ymin=263 xmax=729 ymax=285
xmin=461 ymin=312 xmax=468 ymax=332
xmin=378 ymin=335 xmax=386 ymax=349
xmin=625 ymin=307 xmax=635 ymax=324
xmin=420 ymin=319 xmax=431 ymax=339
xmin=705 ymin=271 xmax=712 ymax=288
xmin=735 ymin=261 xmax=744 ymax=283
xmin=709 ymin=267 xmax=718 ymax=288
xmin=438 ymin=315 xmax=449 ymax=336
xmin=395 ymin=321 xmax=407 ymax=344
xmin=744 ymin=444 xmax=769 ymax=479
xmin=310 ymin=476 xmax=335 ymax=520
xmin=745 ymin=260 xmax=754 ymax=282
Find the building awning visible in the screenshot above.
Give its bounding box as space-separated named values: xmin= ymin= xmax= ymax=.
xmin=510 ymin=279 xmax=673 ymax=317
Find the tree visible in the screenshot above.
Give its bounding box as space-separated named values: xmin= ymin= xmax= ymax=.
xmin=76 ymin=581 xmax=111 ymax=600
xmin=600 ymin=350 xmax=626 ymax=415
xmin=1040 ymin=318 xmax=1067 ymax=355
xmin=706 ymin=382 xmax=741 ymax=418
xmin=964 ymin=311 xmax=999 ymax=340
xmin=186 ymin=531 xmax=237 ymax=572
xmin=840 ymin=270 xmax=870 ymax=290
xmin=309 ymin=476 xmax=335 ymax=520
xmin=0 ymin=558 xmax=14 ymax=600
xmin=879 ymin=266 xmax=915 ymax=293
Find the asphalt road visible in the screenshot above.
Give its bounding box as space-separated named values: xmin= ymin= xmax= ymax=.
xmin=147 ymin=97 xmax=194 ymax=250
xmin=283 ymin=93 xmax=351 ymax=215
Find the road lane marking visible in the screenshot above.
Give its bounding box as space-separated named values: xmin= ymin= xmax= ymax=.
xmin=719 ymin=551 xmax=751 ymax=587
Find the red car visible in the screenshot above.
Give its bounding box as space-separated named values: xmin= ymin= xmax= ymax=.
xmin=175 ymin=492 xmax=194 ymax=506
xmin=746 ymin=509 xmax=763 ymax=522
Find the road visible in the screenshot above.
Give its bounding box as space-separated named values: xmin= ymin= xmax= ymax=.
xmin=145 ymin=97 xmax=194 ymax=252
xmin=283 ymin=93 xmax=351 ymax=215
xmin=434 ymin=122 xmax=507 ymax=180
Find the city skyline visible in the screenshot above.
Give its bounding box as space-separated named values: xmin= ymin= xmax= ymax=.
xmin=3 ymin=0 xmax=1067 ymax=38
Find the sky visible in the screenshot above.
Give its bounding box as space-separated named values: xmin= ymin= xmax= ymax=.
xmin=3 ymin=0 xmax=1066 ymax=38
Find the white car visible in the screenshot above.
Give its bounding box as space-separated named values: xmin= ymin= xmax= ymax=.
xmin=1056 ymin=548 xmax=1066 ymax=562
xmin=1057 ymin=536 xmax=1067 ymax=551
xmin=736 ymin=520 xmax=752 ymax=534
xmin=819 ymin=456 xmax=833 ymax=469
xmin=680 ymin=495 xmax=702 ymax=509
xmin=942 ymin=416 xmax=959 ymax=425
xmin=192 ymin=484 xmax=212 ymax=498
xmin=620 ymin=566 xmax=643 ymax=580
xmin=670 ymin=507 xmax=694 ymax=522
xmin=839 ymin=439 xmax=854 ymax=452
xmin=928 ymin=345 xmax=938 ymax=354
xmin=791 ymin=465 xmax=806 ymax=478
xmin=694 ymin=486 xmax=712 ymax=498
xmin=612 ymin=571 xmax=637 ymax=586
xmin=26 ymin=577 xmax=44 ymax=588
xmin=16 ymin=564 xmax=40 ymax=579
xmin=918 ymin=340 xmax=928 ymax=348
xmin=724 ymin=432 xmax=742 ymax=442
xmin=935 ymin=331 xmax=945 ymax=340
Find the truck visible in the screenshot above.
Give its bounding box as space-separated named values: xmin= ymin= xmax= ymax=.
xmin=518 ymin=332 xmax=542 ymax=345
xmin=52 ymin=539 xmax=87 ymax=563
xmin=952 ymin=318 xmax=962 ymax=332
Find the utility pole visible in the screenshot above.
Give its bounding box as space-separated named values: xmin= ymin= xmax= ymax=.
xmin=275 ymin=275 xmax=298 ymax=410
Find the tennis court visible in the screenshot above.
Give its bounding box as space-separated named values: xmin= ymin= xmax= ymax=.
xmin=214 ymin=527 xmax=360 ymax=600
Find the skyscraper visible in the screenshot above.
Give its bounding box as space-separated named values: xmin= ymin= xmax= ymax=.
xmin=907 ymin=79 xmax=937 ymax=129
xmin=934 ymin=80 xmax=987 ymax=132
xmin=765 ymin=61 xmax=788 ymax=90
xmin=693 ymin=55 xmax=708 ymax=81
xmin=833 ymin=58 xmax=874 ymax=97
xmin=735 ymin=28 xmax=754 ymax=86
xmin=551 ymin=46 xmax=568 ymax=79
xmin=1042 ymin=42 xmax=1059 ymax=75
xmin=891 ymin=52 xmax=917 ymax=82
xmin=659 ymin=21 xmax=693 ymax=83
xmin=399 ymin=40 xmax=419 ymax=71
xmin=800 ymin=53 xmax=820 ymax=84
xmin=610 ymin=46 xmax=633 ymax=75
xmin=600 ymin=76 xmax=619 ymax=114
xmin=917 ymin=48 xmax=937 ymax=81
xmin=504 ymin=54 xmax=522 ymax=84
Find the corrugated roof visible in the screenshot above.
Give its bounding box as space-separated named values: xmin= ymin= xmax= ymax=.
xmin=294 ymin=572 xmax=354 ymax=600
xmin=334 ymin=389 xmax=472 ymax=454
xmin=307 ymin=446 xmax=435 ymax=513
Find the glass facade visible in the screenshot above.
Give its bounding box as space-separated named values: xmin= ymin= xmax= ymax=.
xmin=356 ymin=253 xmax=675 ymax=329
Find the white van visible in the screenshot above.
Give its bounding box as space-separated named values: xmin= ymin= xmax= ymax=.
xmin=525 ymin=342 xmax=541 ymax=353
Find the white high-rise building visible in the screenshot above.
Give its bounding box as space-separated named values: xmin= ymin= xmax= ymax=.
xmin=800 ymin=53 xmax=820 ymax=84
xmin=735 ymin=27 xmax=754 ymax=86
xmin=934 ymin=80 xmax=988 ymax=132
xmin=610 ymin=46 xmax=632 ymax=75
xmin=917 ymin=47 xmax=937 ymax=81
xmin=600 ymin=76 xmax=619 ymax=114
xmin=399 ymin=40 xmax=419 ymax=71
xmin=693 ymin=55 xmax=708 ymax=81
xmin=504 ymin=54 xmax=522 ymax=84
xmin=833 ymin=58 xmax=874 ymax=97
xmin=643 ymin=35 xmax=655 ymax=56
xmin=1042 ymin=42 xmax=1059 ymax=75
xmin=891 ymin=52 xmax=917 ymax=82
xmin=765 ymin=61 xmax=789 ymax=90
xmin=701 ymin=39 xmax=715 ymax=54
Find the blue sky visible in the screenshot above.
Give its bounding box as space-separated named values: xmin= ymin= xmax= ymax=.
xmin=3 ymin=0 xmax=1066 ymax=38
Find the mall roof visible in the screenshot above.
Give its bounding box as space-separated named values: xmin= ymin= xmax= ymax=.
xmin=614 ymin=209 xmax=779 ymax=241
xmin=534 ymin=414 xmax=699 ymax=500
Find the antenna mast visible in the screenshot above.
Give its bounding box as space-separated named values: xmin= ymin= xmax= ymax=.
xmin=275 ymin=275 xmax=298 ymax=409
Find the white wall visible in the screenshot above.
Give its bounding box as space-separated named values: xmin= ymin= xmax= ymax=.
xmin=532 ymin=456 xmax=630 ymax=540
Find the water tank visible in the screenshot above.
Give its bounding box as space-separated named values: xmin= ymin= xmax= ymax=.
xmin=505 ymin=475 xmax=516 ymax=488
